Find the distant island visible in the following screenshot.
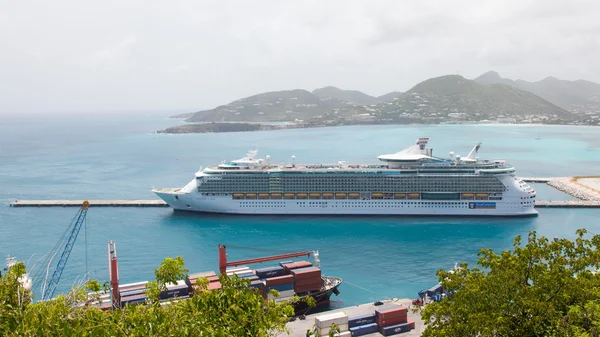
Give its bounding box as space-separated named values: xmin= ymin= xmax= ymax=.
xmin=159 ymin=72 xmax=600 ymax=134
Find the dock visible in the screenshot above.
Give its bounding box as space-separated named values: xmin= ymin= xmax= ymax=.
xmin=279 ymin=298 xmax=423 ymax=337
xmin=520 ymin=177 xmax=555 ymax=183
xmin=9 ymin=200 xmax=169 ymax=207
xmin=9 ymin=199 xmax=600 ymax=208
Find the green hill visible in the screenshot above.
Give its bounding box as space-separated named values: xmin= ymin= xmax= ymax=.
xmin=383 ymin=75 xmax=572 ymax=120
xmin=185 ymin=89 xmax=347 ymax=122
xmin=377 ymin=91 xmax=404 ymax=102
xmin=312 ymin=86 xmax=378 ymax=105
xmin=474 ymin=71 xmax=600 ymax=113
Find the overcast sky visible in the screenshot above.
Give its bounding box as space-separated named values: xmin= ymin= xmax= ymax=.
xmin=1 ymin=0 xmax=599 ymax=114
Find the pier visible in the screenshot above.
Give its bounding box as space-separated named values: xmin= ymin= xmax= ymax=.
xmin=9 ymin=200 xmax=169 ymax=207
xmin=8 ymin=199 xmax=600 ymax=208
xmin=520 ymin=177 xmax=555 ymax=183
xmin=279 ymin=298 xmax=423 ymax=337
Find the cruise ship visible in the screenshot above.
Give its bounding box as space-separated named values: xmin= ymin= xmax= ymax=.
xmin=153 ymin=138 xmax=537 ymax=216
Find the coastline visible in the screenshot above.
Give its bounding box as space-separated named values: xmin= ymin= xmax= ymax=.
xmin=157 ymin=120 xmax=598 ymax=134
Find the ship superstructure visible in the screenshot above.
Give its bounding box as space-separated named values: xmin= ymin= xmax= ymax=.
xmin=153 ymin=138 xmax=537 ymax=216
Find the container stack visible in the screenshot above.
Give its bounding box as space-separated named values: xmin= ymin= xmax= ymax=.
xmin=291 ymin=267 xmax=322 ymax=293
xmin=254 ymin=266 xmax=286 ymax=279
xmin=264 ymin=274 xmax=294 ymax=300
xmin=119 ymin=281 xmax=149 ymax=307
xmin=375 ymin=305 xmax=415 ymax=336
xmin=187 ymin=270 xmax=221 ymax=292
xmin=315 ymin=312 xmax=350 ymax=337
xmin=348 ymin=313 xmax=378 ymax=336
xmin=160 ymin=279 xmax=190 ymax=300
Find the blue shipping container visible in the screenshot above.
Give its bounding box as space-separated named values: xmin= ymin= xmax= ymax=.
xmin=120 ymin=289 xmax=146 ymax=297
xmin=267 ymin=283 xmax=294 ymax=292
xmin=255 ymin=266 xmax=285 ymax=279
xmin=348 ymin=313 xmax=376 ymax=328
xmin=379 ymin=322 xmax=411 ymax=336
xmin=349 ymin=323 xmax=378 ymax=337
xmin=160 ymin=285 xmax=190 ymax=300
xmin=121 ymin=295 xmax=147 ymax=306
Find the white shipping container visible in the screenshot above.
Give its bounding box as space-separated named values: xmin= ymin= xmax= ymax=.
xmin=315 ymin=311 xmax=348 ymax=328
xmin=318 ymin=323 xmax=348 ymax=336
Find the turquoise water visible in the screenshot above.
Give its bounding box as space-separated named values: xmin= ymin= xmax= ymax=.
xmin=1 ymin=113 xmax=600 ymax=308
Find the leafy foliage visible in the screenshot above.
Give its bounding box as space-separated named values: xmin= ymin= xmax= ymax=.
xmin=1 ymin=257 xmax=297 ymax=336
xmin=421 ymin=229 xmax=600 ymax=337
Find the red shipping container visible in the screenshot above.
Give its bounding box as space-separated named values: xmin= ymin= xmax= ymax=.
xmin=265 ymin=274 xmax=294 ymax=287
xmin=294 ymin=282 xmax=321 ymax=293
xmin=294 ymin=277 xmax=322 ymax=287
xmin=376 ymin=316 xmax=407 ymax=327
xmin=376 ymin=307 xmax=408 ymax=320
xmin=283 ymin=261 xmax=312 ymax=272
xmin=188 ymin=271 xmax=216 ymax=279
xmin=207 ymin=281 xmax=222 ymax=290
xmin=408 ymin=318 xmax=415 ymax=329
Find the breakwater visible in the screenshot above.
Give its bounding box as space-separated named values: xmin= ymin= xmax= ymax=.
xmin=546 ymin=177 xmax=600 ymax=201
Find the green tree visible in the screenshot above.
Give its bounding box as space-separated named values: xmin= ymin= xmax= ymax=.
xmin=1 ymin=256 xmax=298 ymax=337
xmin=145 ymin=256 xmax=189 ymax=304
xmin=421 ymin=229 xmax=600 ymax=337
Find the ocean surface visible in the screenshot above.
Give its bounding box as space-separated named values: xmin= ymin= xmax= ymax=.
xmin=1 ymin=112 xmax=600 ymax=308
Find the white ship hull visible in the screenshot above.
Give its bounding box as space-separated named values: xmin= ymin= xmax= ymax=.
xmin=153 ymin=188 xmax=537 ymax=217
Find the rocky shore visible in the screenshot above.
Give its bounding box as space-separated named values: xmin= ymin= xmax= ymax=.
xmin=547 ymin=177 xmax=600 ymax=201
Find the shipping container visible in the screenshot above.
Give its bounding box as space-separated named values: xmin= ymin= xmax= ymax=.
xmin=318 ymin=323 xmax=349 ymax=336
xmin=348 ymin=313 xmax=376 ymax=328
xmin=121 ymin=294 xmax=147 ymax=306
xmin=120 ymin=289 xmax=146 ymax=297
xmin=349 ymin=322 xmax=378 ymax=336
xmin=375 ymin=306 xmax=408 ymax=319
xmin=376 ymin=316 xmax=407 ymax=327
xmin=265 ymin=274 xmax=294 ymax=287
xmin=315 ymin=311 xmax=349 ymax=328
xmin=267 ymin=289 xmax=295 ymax=299
xmin=379 ymin=322 xmax=411 ymax=336
xmin=254 ymin=266 xmax=285 ymax=279
xmin=248 ymin=280 xmax=266 ymax=290
xmin=294 ymin=277 xmax=321 ymax=287
xmin=281 ymin=261 xmax=312 ymax=273
xmin=206 ymin=281 xmax=222 ymax=290
xmin=119 ymin=281 xmax=148 ymax=293
xmin=294 ymin=283 xmax=321 ymax=293
xmin=187 ymin=271 xmax=216 ymax=280
xmin=267 ymin=283 xmax=294 ymax=292
xmin=226 ymin=266 xmax=250 ymax=274
xmin=407 ymin=318 xmax=415 ymax=329
xmin=160 ymin=284 xmax=190 ymax=300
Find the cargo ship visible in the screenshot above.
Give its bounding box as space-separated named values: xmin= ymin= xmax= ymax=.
xmin=153 ymin=138 xmax=537 ymax=216
xmin=90 ymin=244 xmax=342 ymax=315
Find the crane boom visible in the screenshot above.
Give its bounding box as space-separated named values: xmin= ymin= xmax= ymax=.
xmin=42 ymin=201 xmax=89 ymax=300
xmin=218 ymin=244 xmax=311 ymax=274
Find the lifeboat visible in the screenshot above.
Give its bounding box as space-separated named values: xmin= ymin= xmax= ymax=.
xmin=475 ymin=193 xmax=489 ymax=200
xmin=335 ymin=193 xmax=347 ymax=199
xmin=233 ymin=193 xmax=245 ymax=199
xmin=348 ymin=193 xmax=360 ymax=199
xmin=461 ymin=193 xmax=474 ymax=199
xmin=246 ymin=193 xmax=257 ymax=199
xmin=296 ymin=193 xmax=308 ymax=199
xmin=309 ymin=192 xmax=321 ymax=199
xmin=322 ymin=193 xmax=334 ymax=199
xmin=384 ymin=193 xmax=393 ymax=198
xmin=394 ymin=193 xmax=406 ymax=199
xmin=407 ymin=193 xmax=420 ymax=199
xmin=271 ymin=193 xmax=282 ymax=199
xmin=371 ymin=192 xmax=383 ymax=199
xmin=283 ymin=193 xmax=295 ymax=199
xmin=258 ymin=193 xmax=270 ymax=199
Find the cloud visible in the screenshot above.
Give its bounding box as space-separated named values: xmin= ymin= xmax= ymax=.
xmin=0 ymin=0 xmax=598 ymax=114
